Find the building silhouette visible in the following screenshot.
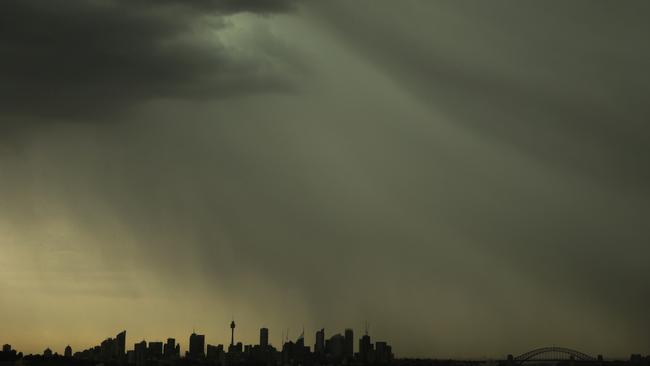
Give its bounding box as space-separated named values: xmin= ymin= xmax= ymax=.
xmin=260 ymin=328 xmax=269 ymax=348
xmin=148 ymin=342 xmax=163 ymax=359
xmin=0 ymin=344 xmax=20 ymax=363
xmin=163 ymin=338 xmax=178 ymax=358
xmin=326 ymin=333 xmax=345 ymax=361
xmin=0 ymin=324 xmax=398 ymax=366
xmin=189 ymin=332 xmax=205 ymax=358
xmin=116 ymin=330 xmax=126 ymax=359
xmin=101 ymin=337 xmax=115 ymax=360
xmin=358 ymin=332 xmax=372 ymax=363
xmin=230 ymin=320 xmax=236 ymax=347
xmin=206 ymin=344 xmax=224 ymax=361
xmin=314 ymin=328 xmax=325 ymax=357
xmin=134 ymin=340 xmax=147 ymax=366
xmin=282 ymin=332 xmax=310 ymax=366
xmin=344 ymin=328 xmax=354 ymax=359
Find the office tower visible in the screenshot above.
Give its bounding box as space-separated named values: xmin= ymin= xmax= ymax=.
xmin=101 ymin=338 xmax=116 ymax=360
xmin=134 ymin=341 xmax=147 ymax=366
xmin=359 ymin=334 xmax=372 ymax=363
xmin=64 ymin=345 xmax=72 ymax=357
xmin=260 ymin=328 xmax=269 ymax=348
xmin=116 ymin=331 xmax=126 ymax=358
xmin=344 ymin=328 xmax=354 ymax=358
xmin=174 ymin=344 xmax=180 ymax=357
xmin=164 ymin=338 xmax=176 ymax=358
xmin=148 ymin=342 xmax=163 ymax=359
xmin=2 ymin=345 xmax=11 ymax=353
xmin=375 ymin=342 xmax=388 ymax=363
xmin=230 ymin=320 xmax=236 ymax=347
xmin=328 ymin=334 xmax=345 ymax=360
xmin=43 ymin=348 xmax=53 ymax=358
xmin=189 ymin=332 xmax=205 ymax=358
xmin=315 ymin=329 xmax=325 ymax=355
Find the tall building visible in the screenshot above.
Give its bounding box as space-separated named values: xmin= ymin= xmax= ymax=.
xmin=328 ymin=334 xmax=345 ymax=360
xmin=358 ymin=334 xmax=372 ymax=363
xmin=260 ymin=328 xmax=269 ymax=348
xmin=344 ymin=328 xmax=354 ymax=358
xmin=374 ymin=341 xmax=393 ymax=363
xmin=315 ymin=329 xmax=325 ymax=355
xmin=189 ymin=332 xmax=205 ymax=358
xmin=64 ymin=345 xmax=72 ymax=357
xmin=116 ymin=331 xmax=126 ymax=358
xmin=2 ymin=345 xmax=11 ymax=353
xmin=134 ymin=341 xmax=147 ymax=366
xmin=43 ymin=348 xmax=53 ymax=358
xmin=101 ymin=338 xmax=116 ymax=360
xmin=230 ymin=320 xmax=236 ymax=347
xmin=164 ymin=338 xmax=176 ymax=358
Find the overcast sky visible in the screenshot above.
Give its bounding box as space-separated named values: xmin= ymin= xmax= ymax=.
xmin=1 ymin=0 xmax=649 ymax=359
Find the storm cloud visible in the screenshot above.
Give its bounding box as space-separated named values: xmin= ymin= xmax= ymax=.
xmin=0 ymin=0 xmax=300 ymax=120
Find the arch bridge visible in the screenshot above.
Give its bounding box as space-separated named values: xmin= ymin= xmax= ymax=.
xmin=513 ymin=347 xmax=596 ymax=363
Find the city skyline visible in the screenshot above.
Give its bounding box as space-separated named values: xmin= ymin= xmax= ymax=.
xmin=2 ymin=322 xmax=645 ymax=362
xmin=3 ymin=324 xmax=379 ymax=358
xmin=1 ymin=325 xmax=395 ymax=364
xmin=3 ymin=328 xmax=648 ymax=363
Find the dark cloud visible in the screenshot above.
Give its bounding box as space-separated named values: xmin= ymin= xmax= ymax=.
xmin=146 ymin=0 xmax=299 ymax=13
xmin=311 ymin=0 xmax=650 ymax=193
xmin=0 ymin=0 xmax=299 ymax=121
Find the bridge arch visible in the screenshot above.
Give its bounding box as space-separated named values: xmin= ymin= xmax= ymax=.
xmin=514 ymin=347 xmax=596 ymax=363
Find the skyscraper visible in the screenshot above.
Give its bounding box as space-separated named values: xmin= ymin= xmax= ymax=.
xmin=164 ymin=338 xmax=176 ymax=358
xmin=328 ymin=334 xmax=345 ymax=360
xmin=134 ymin=341 xmax=147 ymax=366
xmin=64 ymin=345 xmax=72 ymax=358
xmin=189 ymin=332 xmax=205 ymax=358
xmin=375 ymin=341 xmax=393 ymax=363
xmin=260 ymin=328 xmax=269 ymax=348
xmin=101 ymin=338 xmax=116 ymax=360
xmin=359 ymin=334 xmax=372 ymax=363
xmin=116 ymin=331 xmax=126 ymax=359
xmin=344 ymin=328 xmax=354 ymax=358
xmin=315 ymin=329 xmax=325 ymax=355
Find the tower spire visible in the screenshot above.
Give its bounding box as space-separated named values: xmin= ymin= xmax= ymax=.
xmin=230 ymin=319 xmax=236 ymax=346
